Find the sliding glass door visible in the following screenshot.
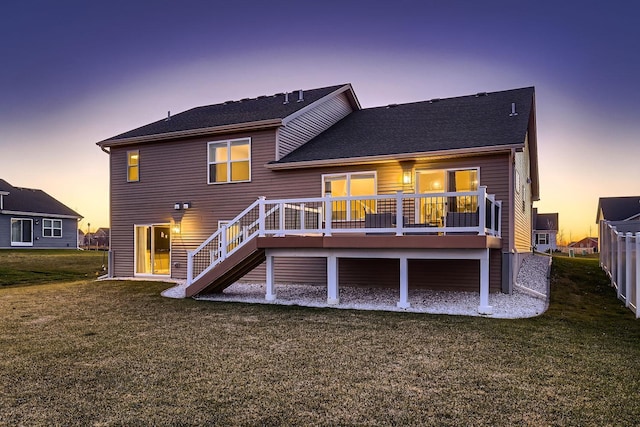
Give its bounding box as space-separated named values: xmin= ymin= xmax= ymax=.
xmin=135 ymin=225 xmax=170 ymax=275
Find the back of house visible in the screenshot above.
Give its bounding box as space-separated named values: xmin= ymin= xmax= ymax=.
xmin=97 ymin=83 xmax=539 ymax=311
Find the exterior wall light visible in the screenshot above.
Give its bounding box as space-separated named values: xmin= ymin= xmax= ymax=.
xmin=172 ymin=222 xmax=181 ymax=234
xmin=402 ymin=170 xmax=412 ymax=185
xmin=174 ymin=203 xmax=181 ymax=210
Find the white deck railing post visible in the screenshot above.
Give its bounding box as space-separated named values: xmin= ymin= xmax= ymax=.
xmin=396 ymin=191 xmax=403 ymax=236
xmin=258 ymin=196 xmax=266 ymax=237
xmin=478 ymin=186 xmax=487 ymax=236
xmin=279 ymin=202 xmax=285 ymax=235
xmin=324 ymin=195 xmax=332 ymax=236
xmin=186 ymin=250 xmax=193 ymax=285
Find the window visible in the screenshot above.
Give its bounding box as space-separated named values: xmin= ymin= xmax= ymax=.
xmin=323 ymin=172 xmax=376 ymax=221
xmin=127 ymin=150 xmax=139 ymax=182
xmin=208 ymin=138 xmax=251 ymax=184
xmin=42 ymin=219 xmax=62 ymax=237
xmin=536 ymin=233 xmax=549 ymax=245
xmin=11 ymin=218 xmax=33 ymax=246
xmin=416 ymin=168 xmax=479 ymax=226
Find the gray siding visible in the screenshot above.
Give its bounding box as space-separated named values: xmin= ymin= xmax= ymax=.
xmin=0 ymin=214 xmax=78 ymax=249
xmin=277 ymin=93 xmax=353 ymax=160
xmin=109 ymin=128 xmax=511 ymax=291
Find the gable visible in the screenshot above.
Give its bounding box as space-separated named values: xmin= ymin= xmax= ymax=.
xmin=597 ymin=196 xmax=640 ymax=222
xmin=0 ymin=179 xmax=81 ymax=219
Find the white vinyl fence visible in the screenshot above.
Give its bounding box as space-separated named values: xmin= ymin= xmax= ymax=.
xmin=599 ymin=220 xmax=640 ymax=318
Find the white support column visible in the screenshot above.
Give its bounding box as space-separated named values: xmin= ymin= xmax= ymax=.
xmin=397 ymin=256 xmax=410 ymax=309
xmin=327 ymin=254 xmax=339 ymax=305
xmin=478 ymin=249 xmax=493 ymax=315
xmin=265 ymin=253 xmax=276 ymax=301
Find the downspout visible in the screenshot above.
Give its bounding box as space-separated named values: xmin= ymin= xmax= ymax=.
xmin=100 ymin=145 xmax=110 ymax=154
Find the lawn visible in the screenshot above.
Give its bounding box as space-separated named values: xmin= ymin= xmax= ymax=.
xmin=0 ymin=253 xmax=639 ymax=426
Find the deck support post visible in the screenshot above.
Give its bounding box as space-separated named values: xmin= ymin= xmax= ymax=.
xmin=397 ymin=256 xmax=410 ymax=308
xmin=478 ymin=249 xmax=493 ymax=315
xmin=327 ymin=254 xmax=339 ymax=305
xmin=265 ymin=253 xmax=276 ymax=301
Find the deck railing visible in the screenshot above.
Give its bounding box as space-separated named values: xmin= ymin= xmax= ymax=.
xmin=599 ymin=220 xmax=640 ymax=318
xmin=187 ymin=187 xmax=502 ymax=285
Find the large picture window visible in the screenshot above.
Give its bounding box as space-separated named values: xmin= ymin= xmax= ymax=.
xmin=43 ymin=219 xmax=62 ymax=237
xmin=323 ymin=172 xmax=376 ymax=221
xmin=416 ymin=168 xmax=479 ymax=226
xmin=11 ymin=218 xmax=33 ymax=246
xmin=208 ymin=138 xmax=251 ymax=184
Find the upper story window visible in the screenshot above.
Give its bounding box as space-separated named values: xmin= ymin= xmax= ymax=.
xmin=127 ymin=150 xmax=139 ymax=182
xmin=43 ymin=219 xmax=62 ymax=238
xmin=208 ymin=138 xmax=251 ymax=184
xmin=11 ymin=218 xmax=33 ymax=246
xmin=536 ymin=233 xmax=549 ymax=245
xmin=322 ymin=172 xmax=376 ymax=221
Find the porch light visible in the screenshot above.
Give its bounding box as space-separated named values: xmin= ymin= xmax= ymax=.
xmin=402 ymin=171 xmax=412 ymax=185
xmin=172 ymin=221 xmax=181 ymax=234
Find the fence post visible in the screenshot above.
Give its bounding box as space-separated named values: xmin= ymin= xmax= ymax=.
xmin=636 ymin=233 xmax=640 ymax=318
xmin=396 ymin=191 xmax=403 ymax=236
xmin=626 ymin=233 xmax=633 ymax=307
xmin=617 ymin=232 xmax=624 ymax=300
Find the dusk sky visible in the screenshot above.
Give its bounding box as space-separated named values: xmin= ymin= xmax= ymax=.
xmin=1 ymin=0 xmax=638 ymax=241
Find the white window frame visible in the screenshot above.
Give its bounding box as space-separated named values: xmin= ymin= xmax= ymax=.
xmin=322 ymin=171 xmax=377 ymax=221
xmin=536 ymin=233 xmax=549 ymax=245
xmin=11 ymin=218 xmax=33 ymax=247
xmin=127 ymin=150 xmax=140 ymax=182
xmin=42 ymin=218 xmax=63 ymax=238
xmin=207 ymin=137 xmax=251 ymax=184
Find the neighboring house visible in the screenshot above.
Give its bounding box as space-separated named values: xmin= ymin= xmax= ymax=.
xmin=90 ymin=227 xmax=110 ymax=248
xmin=568 ymin=237 xmax=598 ymax=255
xmin=596 ymin=196 xmax=640 ymax=224
xmin=97 ymin=84 xmax=539 ymax=314
xmin=532 ymin=209 xmax=558 ymax=252
xmin=0 ymin=179 xmax=82 ymax=249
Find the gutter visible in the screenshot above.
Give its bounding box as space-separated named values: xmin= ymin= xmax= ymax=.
xmin=1 ymin=210 xmax=82 ymax=220
xmin=266 ymin=143 xmax=524 ymax=170
xmin=97 ymin=118 xmax=283 ymax=149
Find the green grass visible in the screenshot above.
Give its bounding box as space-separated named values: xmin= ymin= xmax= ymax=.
xmin=0 ymin=254 xmax=639 ymax=426
xmin=0 ymin=250 xmax=106 ymax=287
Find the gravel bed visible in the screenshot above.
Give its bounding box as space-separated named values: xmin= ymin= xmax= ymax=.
xmin=180 ymin=254 xmax=551 ymax=319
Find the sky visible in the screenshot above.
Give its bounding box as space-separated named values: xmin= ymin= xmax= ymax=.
xmin=1 ymin=0 xmax=638 ymax=242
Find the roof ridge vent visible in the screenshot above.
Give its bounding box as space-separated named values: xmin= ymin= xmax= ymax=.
xmin=429 ymin=98 xmax=440 ymax=103
xmin=509 ymin=102 xmax=518 ymax=116
xmin=475 ymin=92 xmax=488 ymax=97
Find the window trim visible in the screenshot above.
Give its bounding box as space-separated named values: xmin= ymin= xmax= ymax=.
xmin=42 ymin=218 xmax=63 ymax=238
xmin=10 ymin=218 xmax=33 ymax=247
xmin=321 ymin=171 xmax=377 ymax=221
xmin=127 ymin=150 xmax=140 ymax=182
xmin=536 ymin=232 xmax=549 ymax=245
xmin=207 ymin=137 xmax=251 ymax=184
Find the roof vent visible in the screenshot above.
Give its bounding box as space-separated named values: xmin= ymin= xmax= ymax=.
xmin=257 ymin=95 xmax=267 ymax=99
xmin=475 ymin=92 xmax=488 ymax=97
xmin=509 ymin=102 xmax=518 ymax=117
xmin=283 ymin=92 xmax=289 ymax=104
xmin=297 ymin=89 xmax=304 ymax=102
xmin=240 ymin=98 xmax=251 ymax=102
xmin=165 ymin=111 xmax=171 ymax=121
xmin=386 ymin=104 xmax=398 ymax=109
xmin=224 ymin=100 xmax=234 ymax=104
xmin=429 ymin=98 xmax=440 ymax=103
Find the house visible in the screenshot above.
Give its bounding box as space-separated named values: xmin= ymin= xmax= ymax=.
xmin=532 ymin=209 xmax=558 ymax=252
xmin=85 ymin=227 xmax=110 ymax=249
xmin=97 ymin=84 xmax=539 ymax=314
xmin=596 ymin=196 xmax=640 ymax=224
xmin=0 ymin=179 xmax=82 ymax=249
xmin=568 ymin=237 xmax=598 ymax=255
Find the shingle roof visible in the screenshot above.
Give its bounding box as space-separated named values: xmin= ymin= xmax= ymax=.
xmin=535 ymin=212 xmax=558 ymax=231
xmin=597 ymin=196 xmax=640 ymax=222
xmin=273 ymin=87 xmax=534 ymax=164
xmin=0 ymin=179 xmax=82 ymax=218
xmin=101 ymin=84 xmax=348 ymax=143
